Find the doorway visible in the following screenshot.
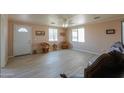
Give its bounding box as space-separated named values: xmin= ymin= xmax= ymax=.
xmin=13 ymin=24 xmax=32 ymax=56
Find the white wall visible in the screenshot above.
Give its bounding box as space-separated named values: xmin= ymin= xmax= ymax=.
xmin=0 ymin=14 xmax=8 ymax=68
xmin=67 ymin=19 xmax=121 ymax=55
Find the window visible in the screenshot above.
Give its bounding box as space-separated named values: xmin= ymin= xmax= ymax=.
xmin=72 ymin=29 xmax=78 ymax=41
xmin=18 ymin=28 xmax=28 ymax=32
xmin=49 ymin=28 xmax=58 ymax=41
xmin=72 ymin=28 xmax=85 ymax=42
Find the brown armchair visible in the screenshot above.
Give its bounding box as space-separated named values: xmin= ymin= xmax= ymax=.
xmin=60 ymin=41 xmax=69 ymax=49
xmin=41 ymin=42 xmax=50 ymax=53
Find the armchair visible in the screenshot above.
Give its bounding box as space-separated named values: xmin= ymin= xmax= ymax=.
xmin=41 ymin=42 xmax=50 ymax=53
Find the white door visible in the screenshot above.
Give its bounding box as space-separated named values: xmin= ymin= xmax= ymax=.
xmin=14 ymin=24 xmax=32 ymax=56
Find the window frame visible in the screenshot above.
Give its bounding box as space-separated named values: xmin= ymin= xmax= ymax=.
xmin=48 ymin=27 xmax=58 ymax=42
xmin=72 ymin=27 xmax=85 ymax=43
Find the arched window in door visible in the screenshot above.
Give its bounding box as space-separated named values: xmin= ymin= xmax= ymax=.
xmin=18 ymin=27 xmax=28 ymax=32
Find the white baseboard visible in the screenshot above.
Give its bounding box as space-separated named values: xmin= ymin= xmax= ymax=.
xmin=72 ymin=48 xmax=100 ymax=55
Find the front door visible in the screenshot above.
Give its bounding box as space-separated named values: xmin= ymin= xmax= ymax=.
xmin=14 ymin=24 xmax=32 ymax=56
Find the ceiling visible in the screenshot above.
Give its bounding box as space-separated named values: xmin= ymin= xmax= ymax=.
xmin=8 ymin=14 xmax=124 ymax=27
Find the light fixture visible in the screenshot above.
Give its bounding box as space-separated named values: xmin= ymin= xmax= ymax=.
xmin=62 ymin=18 xmax=68 ymax=28
xmin=62 ymin=23 xmax=68 ymax=28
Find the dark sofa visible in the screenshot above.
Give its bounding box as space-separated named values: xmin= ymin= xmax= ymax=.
xmin=84 ymin=42 xmax=124 ymax=78
xmin=84 ymin=53 xmax=124 ymax=78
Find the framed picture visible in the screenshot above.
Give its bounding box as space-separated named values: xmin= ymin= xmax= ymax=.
xmin=60 ymin=32 xmax=65 ymax=36
xmin=35 ymin=31 xmax=45 ymax=36
xmin=106 ymin=29 xmax=115 ymax=34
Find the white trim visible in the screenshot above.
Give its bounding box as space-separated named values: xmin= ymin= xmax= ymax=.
xmin=0 ymin=15 xmax=8 ymax=68
xmin=72 ymin=48 xmax=100 ymax=55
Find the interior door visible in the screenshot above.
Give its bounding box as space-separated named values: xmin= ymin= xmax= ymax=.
xmin=14 ymin=24 xmax=32 ymax=56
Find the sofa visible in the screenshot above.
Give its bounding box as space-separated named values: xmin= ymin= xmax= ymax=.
xmin=84 ymin=42 xmax=124 ymax=78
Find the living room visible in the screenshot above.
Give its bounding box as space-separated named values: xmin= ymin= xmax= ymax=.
xmin=0 ymin=14 xmax=124 ymax=78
